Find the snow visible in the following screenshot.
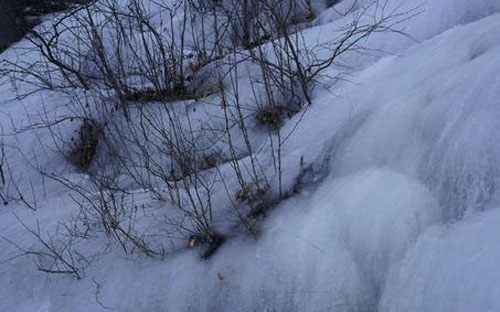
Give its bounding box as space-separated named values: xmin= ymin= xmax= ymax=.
xmin=2 ymin=0 xmax=500 ymax=311
xmin=380 ymin=208 xmax=500 ymax=312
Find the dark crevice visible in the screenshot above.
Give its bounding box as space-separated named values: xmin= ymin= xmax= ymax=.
xmin=0 ymin=0 xmax=88 ymax=52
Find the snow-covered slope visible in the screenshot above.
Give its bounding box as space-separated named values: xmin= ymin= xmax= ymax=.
xmin=1 ymin=0 xmax=500 ymax=311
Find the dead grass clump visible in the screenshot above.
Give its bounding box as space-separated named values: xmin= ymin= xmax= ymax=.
xmin=67 ymin=118 xmax=101 ymax=171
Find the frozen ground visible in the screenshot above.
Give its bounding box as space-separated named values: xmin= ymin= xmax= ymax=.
xmin=1 ymin=0 xmax=500 ymax=311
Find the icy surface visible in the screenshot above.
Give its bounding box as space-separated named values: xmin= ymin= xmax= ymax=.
xmin=381 ymin=208 xmax=500 ymax=312
xmin=1 ymin=0 xmax=500 ymax=311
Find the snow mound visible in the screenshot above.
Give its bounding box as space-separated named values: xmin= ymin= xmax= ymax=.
xmin=381 ymin=208 xmax=500 ymax=312
xmin=1 ymin=1 xmax=500 ymax=311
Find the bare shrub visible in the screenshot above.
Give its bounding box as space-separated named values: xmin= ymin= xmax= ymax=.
xmin=1 ymin=0 xmax=416 ymax=271
xmin=0 ymin=215 xmax=84 ymax=279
